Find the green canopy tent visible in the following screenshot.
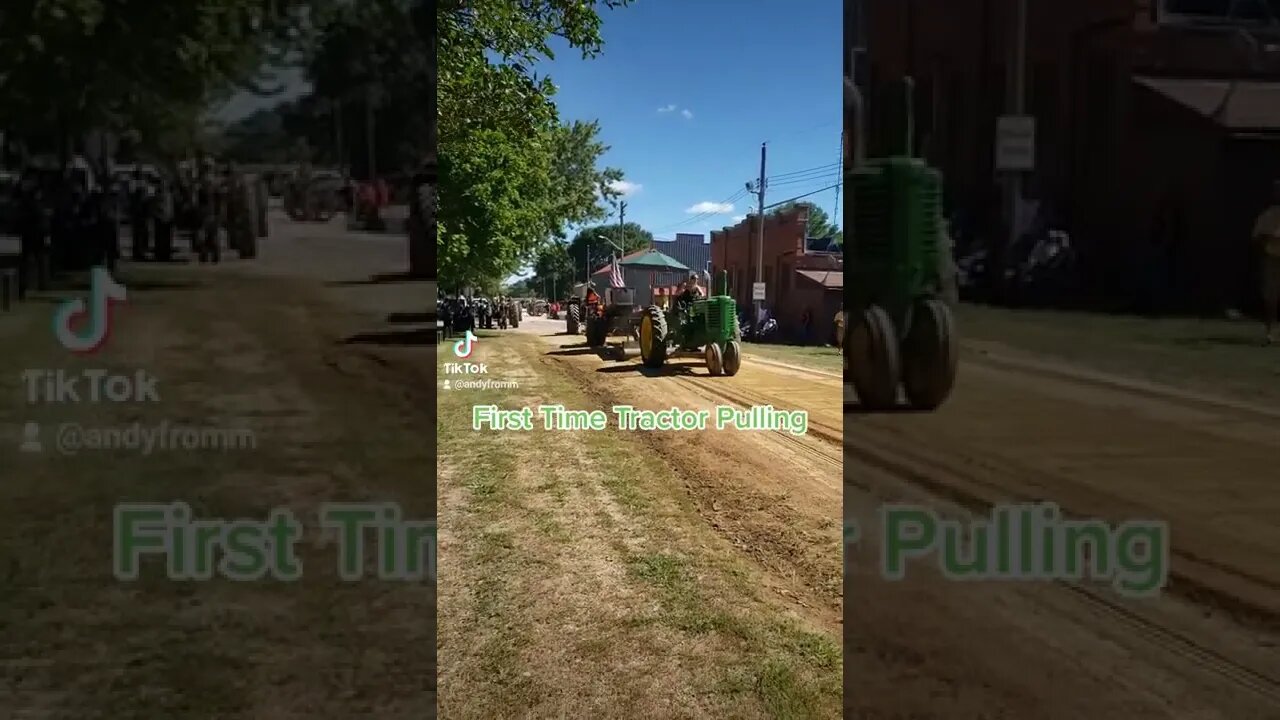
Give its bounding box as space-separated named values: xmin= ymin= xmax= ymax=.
xmin=617 ymin=249 xmax=690 ymax=272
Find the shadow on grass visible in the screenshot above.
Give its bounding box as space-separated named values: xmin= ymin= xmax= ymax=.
xmin=341 ymin=328 xmax=432 ymax=347
xmin=387 ymin=311 xmax=432 ymax=324
xmin=325 ymin=271 xmax=428 ymax=287
xmin=1168 ymin=335 xmax=1266 ymax=348
xmin=545 ymin=347 xmax=601 ymax=358
xmin=844 ymin=400 xmax=934 ymax=416
xmin=57 ymin=275 xmax=203 ymax=292
xmin=596 ymin=362 xmax=706 ymax=378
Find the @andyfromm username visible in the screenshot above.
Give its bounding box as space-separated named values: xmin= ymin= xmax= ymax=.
xmin=19 ymin=421 xmax=256 ymax=455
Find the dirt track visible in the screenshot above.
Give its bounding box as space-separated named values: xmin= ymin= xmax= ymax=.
xmin=519 ymin=316 xmax=843 ymax=631
xmin=845 ymin=345 xmax=1280 ymax=718
xmin=0 ymin=211 xmax=436 ymax=718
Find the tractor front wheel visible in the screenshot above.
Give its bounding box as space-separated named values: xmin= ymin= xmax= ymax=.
xmin=848 ymin=305 xmax=900 ymax=411
xmin=639 ymin=305 xmax=669 ymax=369
xmin=705 ymin=343 xmax=723 ymax=376
xmin=722 ymin=340 xmax=742 ymax=376
xmin=901 ymin=298 xmax=958 ymax=411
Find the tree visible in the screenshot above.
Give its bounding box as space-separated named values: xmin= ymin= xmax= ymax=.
xmin=771 ymin=201 xmax=843 ymax=243
xmin=533 ymin=243 xmax=575 ymax=293
xmin=0 ymin=0 xmax=325 ymax=161
xmin=436 ymin=0 xmax=634 ymax=288
xmin=567 ymin=222 xmax=653 ymax=281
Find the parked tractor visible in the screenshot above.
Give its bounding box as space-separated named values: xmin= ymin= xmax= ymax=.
xmin=585 ymin=287 xmax=644 ymax=358
xmin=638 ymin=271 xmax=742 ymax=376
xmin=283 ymin=172 xmax=341 ymax=221
xmin=845 ymin=77 xmax=958 ymax=412
xmin=565 ymin=282 xmax=588 ymax=335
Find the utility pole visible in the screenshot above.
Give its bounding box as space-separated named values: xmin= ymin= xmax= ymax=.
xmin=1004 ymin=0 xmax=1028 ymax=276
xmin=753 ymin=142 xmax=767 ymax=323
xmin=333 ymin=97 xmax=344 ymax=175
xmin=366 ymin=84 xmax=377 ymax=181
xmin=617 ymin=200 xmax=626 ymax=260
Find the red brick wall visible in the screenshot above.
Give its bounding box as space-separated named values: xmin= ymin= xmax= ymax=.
xmin=709 ymin=206 xmax=810 ymax=310
xmin=709 ymin=206 xmax=843 ymax=342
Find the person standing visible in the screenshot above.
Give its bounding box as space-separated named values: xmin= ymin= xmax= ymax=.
xmin=194 ymin=158 xmax=222 ymax=263
xmin=93 ymin=180 xmax=119 ymax=272
xmin=129 ymin=168 xmax=151 ymax=261
xmin=15 ymin=171 xmax=49 ymax=296
xmin=153 ymin=175 xmax=175 ymax=262
xmin=1253 ymin=180 xmax=1280 ymax=344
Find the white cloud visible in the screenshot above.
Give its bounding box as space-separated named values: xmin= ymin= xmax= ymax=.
xmin=686 ymin=201 xmax=734 ymax=215
xmin=731 ymin=215 xmax=745 ymax=222
xmin=608 ymin=180 xmax=641 ymax=197
xmin=657 ymin=104 xmax=694 ymax=119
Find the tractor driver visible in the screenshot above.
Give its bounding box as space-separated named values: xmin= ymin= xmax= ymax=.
xmin=675 ymin=272 xmax=703 ymax=310
xmin=585 ymin=282 xmax=601 ymax=306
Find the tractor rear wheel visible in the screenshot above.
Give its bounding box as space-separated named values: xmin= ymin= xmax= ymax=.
xmin=901 ymin=298 xmax=958 ymax=411
xmin=848 ymin=305 xmax=900 ymax=411
xmin=639 ymin=306 xmax=669 ymax=368
xmin=705 ymin=342 xmax=723 ymax=376
xmin=567 ymin=304 xmax=580 ymax=335
xmin=722 ymin=340 xmax=742 ymax=376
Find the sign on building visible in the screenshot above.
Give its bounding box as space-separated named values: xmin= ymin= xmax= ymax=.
xmin=752 ymin=282 xmax=766 ymax=301
xmin=995 ymin=115 xmax=1035 ymax=171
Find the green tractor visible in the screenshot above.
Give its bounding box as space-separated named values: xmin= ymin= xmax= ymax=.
xmin=638 ymin=271 xmax=742 ymax=376
xmin=846 ymin=77 xmax=958 ymax=411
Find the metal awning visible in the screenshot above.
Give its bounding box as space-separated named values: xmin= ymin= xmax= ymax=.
xmin=1134 ymin=75 xmax=1280 ymax=130
xmin=796 ymin=270 xmax=843 ymax=289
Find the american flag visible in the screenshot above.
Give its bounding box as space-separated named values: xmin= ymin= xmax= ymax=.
xmin=609 ymin=254 xmax=625 ymax=288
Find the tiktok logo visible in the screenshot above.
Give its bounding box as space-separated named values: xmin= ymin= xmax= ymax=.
xmin=453 ymin=330 xmax=477 ymax=359
xmin=52 ymin=267 xmax=127 ymax=354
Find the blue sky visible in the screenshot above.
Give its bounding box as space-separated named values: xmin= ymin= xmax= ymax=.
xmin=541 ymin=0 xmax=843 ymax=248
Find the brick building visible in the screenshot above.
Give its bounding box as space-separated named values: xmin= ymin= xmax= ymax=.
xmin=710 ymin=205 xmax=844 ymax=344
xmin=866 ymin=0 xmax=1280 ymax=311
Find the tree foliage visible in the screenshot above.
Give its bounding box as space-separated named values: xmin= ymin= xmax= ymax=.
xmin=0 ymin=0 xmax=323 ymax=158
xmin=437 ymin=0 xmax=634 ymax=288
xmin=528 ymin=242 xmax=575 ymax=297
xmin=567 ymin=222 xmax=653 ymax=281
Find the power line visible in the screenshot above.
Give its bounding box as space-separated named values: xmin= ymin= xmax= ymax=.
xmin=832 ymin=131 xmax=843 ymax=224
xmin=768 ymin=162 xmax=839 ymax=181
xmin=645 ymin=128 xmax=840 ymax=235
xmin=649 ymin=186 xmax=749 ymax=233
xmin=767 ymin=174 xmax=839 ymax=189
xmin=763 ymin=183 xmax=840 ymax=211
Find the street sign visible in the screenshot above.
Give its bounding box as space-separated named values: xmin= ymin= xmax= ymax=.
xmin=752 ymin=282 xmax=766 ymax=301
xmin=995 ymin=115 xmax=1035 ymax=171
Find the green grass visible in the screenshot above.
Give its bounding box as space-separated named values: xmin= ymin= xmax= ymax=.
xmin=958 ymin=303 xmax=1280 ymax=406
xmin=437 ymin=332 xmax=842 ymax=719
xmin=742 ymin=342 xmax=843 ymax=373
xmin=0 ymin=267 xmax=438 ymax=717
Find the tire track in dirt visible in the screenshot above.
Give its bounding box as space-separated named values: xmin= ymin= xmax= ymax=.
xmin=538 ymin=336 xmax=843 ymax=630
xmin=441 ymin=334 xmax=841 ymax=717
xmin=846 ymin=427 xmax=1280 ymax=705
xmin=845 ymin=350 xmax=1280 ymax=711
xmin=848 ymin=397 xmax=1280 ymax=631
